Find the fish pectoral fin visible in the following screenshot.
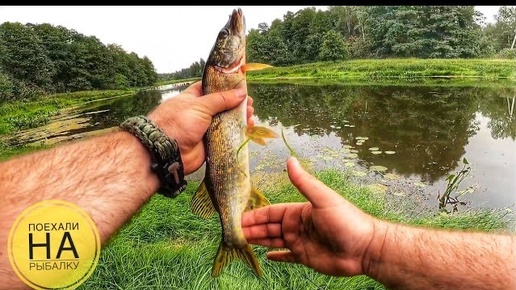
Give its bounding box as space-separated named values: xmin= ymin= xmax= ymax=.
xmin=190 ymin=180 xmax=216 ymax=219
xmin=242 ymin=63 xmax=273 ymax=72
xmin=211 ymin=243 xmax=262 ymax=277
xmin=247 ymin=187 xmax=271 ymax=210
xmin=246 ymin=125 xmax=278 ymax=146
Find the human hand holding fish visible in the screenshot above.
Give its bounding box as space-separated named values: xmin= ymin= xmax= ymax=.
xmin=147 ymin=81 xmax=255 ymax=175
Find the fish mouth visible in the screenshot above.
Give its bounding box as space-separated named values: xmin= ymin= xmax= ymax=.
xmin=215 ymin=55 xmax=244 ymax=74
xmin=230 ymin=8 xmax=244 ymax=34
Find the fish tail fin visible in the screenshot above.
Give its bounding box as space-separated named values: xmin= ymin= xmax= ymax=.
xmin=211 ymin=243 xmax=262 ymax=278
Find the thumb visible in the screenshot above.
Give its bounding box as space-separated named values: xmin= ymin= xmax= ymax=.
xmin=201 ymin=88 xmax=247 ymax=115
xmin=287 ymin=157 xmax=346 ymax=209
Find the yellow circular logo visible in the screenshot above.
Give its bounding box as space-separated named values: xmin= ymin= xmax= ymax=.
xmin=8 ymin=200 xmax=101 ymax=289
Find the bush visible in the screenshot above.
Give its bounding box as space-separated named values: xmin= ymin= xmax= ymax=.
xmin=0 ymin=72 xmax=14 ymax=102
xmin=495 ymin=48 xmax=516 ymax=59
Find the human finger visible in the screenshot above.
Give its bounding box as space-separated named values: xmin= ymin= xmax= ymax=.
xmin=242 ymin=203 xmax=304 ymax=227
xmin=247 ymin=106 xmax=254 ymax=120
xmin=200 ymin=88 xmax=247 ymax=115
xmin=267 ymin=250 xmax=296 ymax=263
xmin=243 ymin=222 xmax=282 ymax=240
xmin=287 ymin=157 xmax=344 ymax=209
xmin=246 ymin=237 xmax=286 ymax=248
xmin=182 ymin=81 xmax=203 ymax=96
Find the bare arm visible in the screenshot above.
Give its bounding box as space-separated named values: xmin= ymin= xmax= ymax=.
xmin=0 ymin=131 xmax=158 ymax=288
xmin=0 ymin=82 xmax=250 ymax=289
xmin=243 ymin=157 xmax=516 ymax=290
xmin=366 ymin=222 xmax=516 ymax=290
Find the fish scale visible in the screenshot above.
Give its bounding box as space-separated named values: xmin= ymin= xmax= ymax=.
xmin=190 ymin=8 xmax=277 ymax=278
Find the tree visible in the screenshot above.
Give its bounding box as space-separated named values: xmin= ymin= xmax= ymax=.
xmin=364 ymin=6 xmax=484 ymax=58
xmin=0 ymin=22 xmax=56 ymax=93
xmin=484 ymin=6 xmax=516 ymax=52
xmin=319 ymin=30 xmax=349 ymax=61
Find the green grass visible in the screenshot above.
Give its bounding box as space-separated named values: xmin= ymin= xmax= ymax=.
xmin=0 ymin=90 xmax=136 ymax=136
xmin=80 ymin=168 xmax=512 ymax=289
xmin=246 ymin=58 xmax=516 ymax=83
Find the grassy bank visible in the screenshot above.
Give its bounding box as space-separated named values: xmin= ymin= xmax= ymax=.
xmin=0 ymin=89 xmax=138 ymax=160
xmin=80 ymin=167 xmax=513 ymax=289
xmin=0 ymin=89 xmax=136 ymax=135
xmin=246 ymin=58 xmax=516 ymax=82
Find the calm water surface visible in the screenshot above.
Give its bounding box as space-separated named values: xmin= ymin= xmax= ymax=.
xmin=9 ymin=82 xmax=515 ymax=212
xmin=246 ymin=83 xmax=516 ymax=212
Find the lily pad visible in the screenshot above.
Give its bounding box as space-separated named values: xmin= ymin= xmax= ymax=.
xmin=347 ymin=153 xmax=358 ymax=159
xmin=368 ymin=147 xmax=380 ymax=151
xmin=384 ymin=173 xmax=400 ymax=180
xmin=371 ymin=150 xmax=382 ymax=155
xmin=385 ymin=151 xmax=396 ymax=155
xmin=370 ymin=165 xmax=388 ymax=172
xmin=352 ymin=170 xmax=367 ymax=177
xmin=392 ymin=191 xmax=406 ymax=196
xmin=350 ymin=149 xmax=359 ymax=153
xmin=414 ymin=182 xmax=427 ymax=188
xmin=355 ymin=136 xmax=369 ymax=140
xmin=366 ymin=183 xmax=388 ymax=194
xmin=344 ymin=162 xmax=355 ymax=167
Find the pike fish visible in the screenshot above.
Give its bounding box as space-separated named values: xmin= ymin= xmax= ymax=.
xmin=190 ymin=8 xmax=277 ymax=278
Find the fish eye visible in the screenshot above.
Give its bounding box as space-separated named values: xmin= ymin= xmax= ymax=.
xmin=219 ymin=29 xmax=229 ymax=38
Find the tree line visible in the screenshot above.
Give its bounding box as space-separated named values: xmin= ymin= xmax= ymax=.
xmin=0 ymin=22 xmax=158 ymax=102
xmin=167 ymin=5 xmax=515 ymax=80
xmin=1 ymin=6 xmax=514 ymax=101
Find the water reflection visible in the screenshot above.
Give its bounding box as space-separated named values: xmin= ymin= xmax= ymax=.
xmin=247 ymin=83 xmax=515 ymax=210
xmin=7 ymin=82 xmax=514 ymax=211
xmin=85 ymin=90 xmax=163 ymax=128
xmin=6 ymin=90 xmax=163 ymax=146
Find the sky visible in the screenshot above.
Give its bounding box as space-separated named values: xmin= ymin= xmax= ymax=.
xmin=0 ymin=6 xmax=510 ymax=74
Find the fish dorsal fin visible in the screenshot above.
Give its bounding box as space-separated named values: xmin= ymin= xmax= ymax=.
xmin=246 ymin=186 xmax=271 ymax=211
xmin=242 ymin=63 xmax=273 ymax=72
xmin=246 ymin=125 xmax=278 ymax=146
xmin=190 ymin=180 xmax=216 ymax=218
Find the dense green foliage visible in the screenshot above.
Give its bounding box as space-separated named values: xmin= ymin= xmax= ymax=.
xmin=0 ymin=22 xmax=158 ymax=101
xmin=168 ymin=6 xmax=516 ymax=80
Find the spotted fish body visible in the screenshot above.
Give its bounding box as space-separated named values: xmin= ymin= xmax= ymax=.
xmin=191 ymin=8 xmax=276 ymax=278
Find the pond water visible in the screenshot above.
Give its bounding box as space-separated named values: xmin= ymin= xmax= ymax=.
xmin=7 ymin=82 xmax=516 ymax=213
xmin=245 ymin=83 xmax=515 ymax=213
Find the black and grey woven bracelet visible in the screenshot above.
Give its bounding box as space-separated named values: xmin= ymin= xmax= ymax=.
xmin=120 ymin=115 xmax=187 ymax=198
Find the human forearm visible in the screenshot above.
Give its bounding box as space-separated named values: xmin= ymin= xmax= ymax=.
xmin=365 ymin=221 xmax=516 ymax=290
xmin=0 ymin=130 xmax=159 ymax=288
xmin=0 ymin=130 xmax=159 ymax=242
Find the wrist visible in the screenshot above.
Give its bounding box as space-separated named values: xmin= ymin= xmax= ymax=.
xmin=115 ymin=130 xmax=161 ymax=197
xmin=362 ymin=219 xmax=394 ymax=280
xmin=120 ymin=116 xmax=187 ymax=198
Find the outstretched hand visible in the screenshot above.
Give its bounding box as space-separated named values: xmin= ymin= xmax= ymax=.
xmin=242 ymin=157 xmax=378 ymax=277
xmin=148 ymin=81 xmax=255 ymax=175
